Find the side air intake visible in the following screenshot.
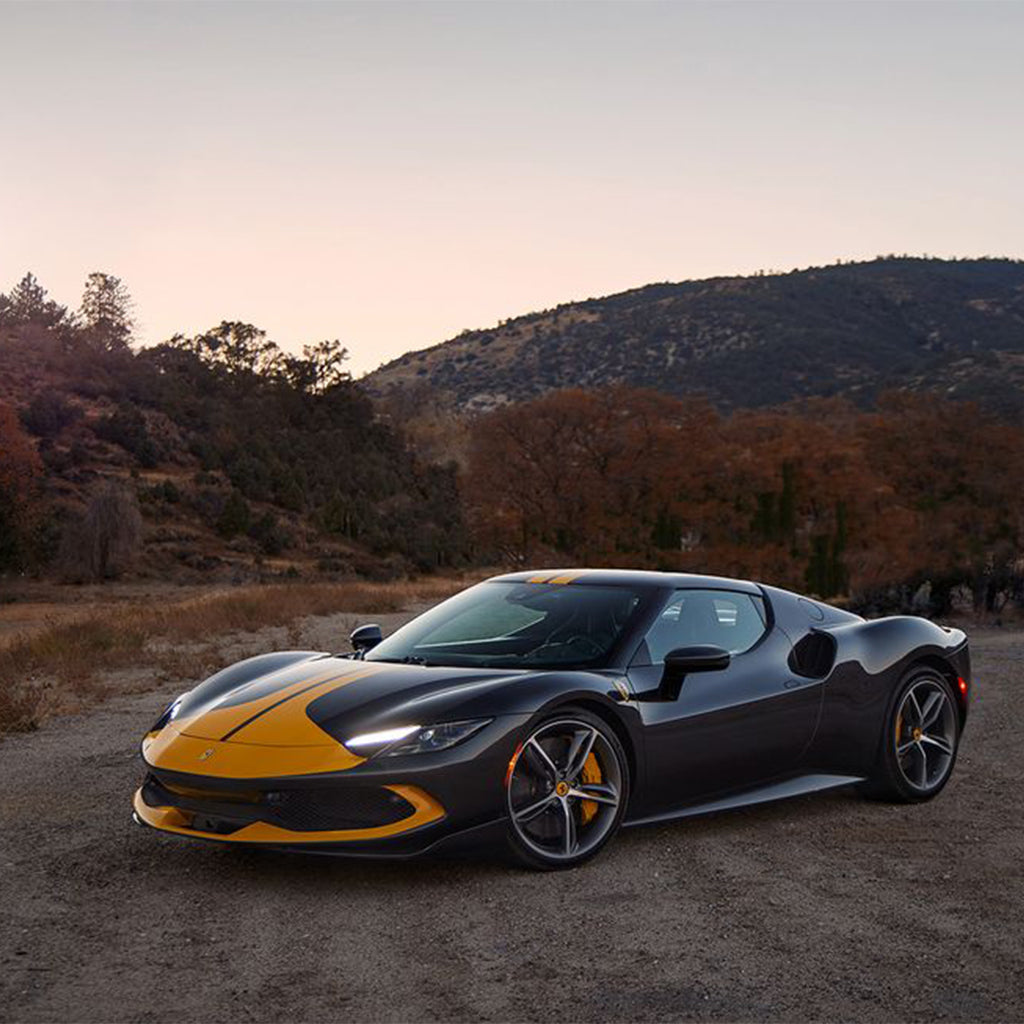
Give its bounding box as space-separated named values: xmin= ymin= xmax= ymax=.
xmin=789 ymin=631 xmax=837 ymax=679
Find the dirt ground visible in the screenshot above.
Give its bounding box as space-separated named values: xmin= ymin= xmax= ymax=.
xmin=1 ymin=614 xmax=1022 ymax=1024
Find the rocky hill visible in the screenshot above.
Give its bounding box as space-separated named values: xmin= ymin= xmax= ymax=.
xmin=365 ymin=258 xmax=1024 ymax=414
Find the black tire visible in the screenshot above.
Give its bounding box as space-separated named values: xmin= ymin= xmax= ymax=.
xmin=504 ymin=707 xmax=629 ymax=870
xmin=865 ymin=668 xmax=960 ymax=803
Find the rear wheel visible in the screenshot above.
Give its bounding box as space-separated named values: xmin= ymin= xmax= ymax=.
xmin=505 ymin=709 xmax=628 ymax=869
xmin=866 ymin=669 xmax=960 ymax=802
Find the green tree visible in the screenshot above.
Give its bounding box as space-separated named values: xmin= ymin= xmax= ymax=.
xmin=805 ymin=504 xmax=849 ymax=598
xmin=249 ymin=511 xmax=289 ymax=555
xmin=285 ymin=340 xmax=351 ymax=393
xmin=176 ymin=322 xmax=283 ymax=378
xmin=1 ymin=272 xmax=67 ymax=328
xmin=216 ymin=491 xmax=252 ymax=538
xmin=0 ymin=403 xmax=44 ymax=570
xmin=94 ymin=405 xmax=158 ymax=467
xmin=79 ymin=272 xmax=134 ymax=350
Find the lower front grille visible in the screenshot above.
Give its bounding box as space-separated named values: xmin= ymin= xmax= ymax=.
xmin=142 ymin=774 xmax=415 ymax=834
xmin=267 ymin=787 xmax=413 ymax=831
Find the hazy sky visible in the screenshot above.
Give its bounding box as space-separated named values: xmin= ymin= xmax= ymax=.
xmin=1 ymin=1 xmax=1022 ymax=376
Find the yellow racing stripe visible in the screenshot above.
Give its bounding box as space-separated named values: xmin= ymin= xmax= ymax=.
xmin=176 ymin=663 xmax=377 ymax=741
xmin=229 ymin=667 xmax=384 ymax=746
xmin=143 ymin=664 xmax=388 ymax=777
xmin=527 ymin=570 xmax=585 ymax=584
xmin=548 ymin=572 xmax=585 ymax=584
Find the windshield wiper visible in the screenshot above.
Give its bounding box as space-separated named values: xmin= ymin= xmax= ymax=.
xmin=371 ymin=654 xmax=432 ymax=666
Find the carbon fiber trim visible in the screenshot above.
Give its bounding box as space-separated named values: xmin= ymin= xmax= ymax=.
xmin=142 ymin=772 xmax=414 ymax=833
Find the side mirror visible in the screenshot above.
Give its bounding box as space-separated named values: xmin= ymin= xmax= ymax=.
xmin=661 ymin=644 xmax=730 ymax=698
xmin=350 ymin=623 xmax=383 ymax=655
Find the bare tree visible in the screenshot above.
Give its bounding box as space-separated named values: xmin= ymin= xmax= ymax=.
xmin=62 ymin=481 xmax=142 ymax=580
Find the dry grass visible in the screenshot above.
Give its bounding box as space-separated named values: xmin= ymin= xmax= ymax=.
xmin=0 ymin=577 xmax=468 ymax=734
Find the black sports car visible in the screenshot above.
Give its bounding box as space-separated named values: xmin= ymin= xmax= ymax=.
xmin=134 ymin=570 xmax=971 ymax=868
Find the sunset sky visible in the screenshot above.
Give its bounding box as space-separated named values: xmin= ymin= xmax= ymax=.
xmin=2 ymin=1 xmax=1022 ymax=376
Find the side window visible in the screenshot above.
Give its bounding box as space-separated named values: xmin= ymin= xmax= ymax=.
xmin=640 ymin=589 xmax=768 ymax=663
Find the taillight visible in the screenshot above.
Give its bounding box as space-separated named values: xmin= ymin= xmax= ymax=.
xmin=958 ymin=677 xmax=969 ymax=696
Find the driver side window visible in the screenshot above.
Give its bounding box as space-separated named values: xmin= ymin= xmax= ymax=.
xmin=640 ymin=589 xmax=768 ymax=664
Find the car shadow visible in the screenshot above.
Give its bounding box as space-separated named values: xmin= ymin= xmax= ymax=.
xmin=137 ymin=782 xmax=866 ymax=889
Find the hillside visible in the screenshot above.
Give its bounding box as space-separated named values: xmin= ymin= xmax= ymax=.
xmin=365 ymin=258 xmax=1024 ymax=414
xmin=0 ymin=302 xmax=467 ymax=582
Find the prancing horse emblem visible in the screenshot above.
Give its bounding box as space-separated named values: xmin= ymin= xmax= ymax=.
xmin=198 ymin=748 xmax=215 ymax=761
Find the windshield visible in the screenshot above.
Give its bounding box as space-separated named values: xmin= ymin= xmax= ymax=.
xmin=365 ymin=581 xmax=648 ymax=670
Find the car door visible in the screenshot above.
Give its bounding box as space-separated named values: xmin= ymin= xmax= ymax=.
xmin=626 ymin=588 xmax=823 ymax=816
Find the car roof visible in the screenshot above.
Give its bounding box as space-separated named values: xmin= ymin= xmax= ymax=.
xmin=488 ymin=568 xmax=763 ymax=595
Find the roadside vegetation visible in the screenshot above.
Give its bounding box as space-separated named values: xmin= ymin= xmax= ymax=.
xmin=0 ymin=577 xmax=466 ymax=734
xmin=0 ymin=271 xmax=467 ymax=583
xmin=2 ymin=267 xmax=1024 ymax=734
xmin=465 ymin=387 xmax=1024 ymax=618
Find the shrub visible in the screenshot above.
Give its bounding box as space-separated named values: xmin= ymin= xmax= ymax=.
xmin=249 ymin=511 xmax=289 ymax=555
xmin=20 ymin=393 xmax=80 ymax=437
xmin=216 ymin=490 xmax=251 ymax=538
xmin=94 ymin=404 xmax=158 ymax=468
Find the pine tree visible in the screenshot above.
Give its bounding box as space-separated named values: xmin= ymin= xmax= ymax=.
xmin=79 ymin=272 xmax=135 ymax=350
xmin=2 ymin=272 xmax=67 ymax=328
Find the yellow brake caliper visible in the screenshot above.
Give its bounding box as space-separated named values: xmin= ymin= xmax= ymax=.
xmin=580 ymin=751 xmax=601 ymax=824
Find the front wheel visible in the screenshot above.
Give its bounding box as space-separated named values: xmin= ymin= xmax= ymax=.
xmin=505 ymin=709 xmax=629 ymax=869
xmin=866 ymin=669 xmax=961 ymax=802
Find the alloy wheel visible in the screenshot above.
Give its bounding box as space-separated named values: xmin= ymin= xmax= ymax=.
xmin=894 ymin=678 xmax=957 ymax=792
xmin=506 ymin=717 xmax=623 ymax=863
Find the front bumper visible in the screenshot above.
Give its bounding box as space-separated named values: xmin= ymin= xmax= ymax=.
xmin=132 ymin=793 xmax=507 ymax=858
xmin=134 ymin=712 xmax=530 ymax=857
xmin=134 ymin=778 xmax=445 ymax=844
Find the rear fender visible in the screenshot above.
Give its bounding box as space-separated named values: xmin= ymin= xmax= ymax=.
xmin=806 ymin=617 xmax=968 ymax=775
xmin=828 ymin=616 xmax=966 ymax=676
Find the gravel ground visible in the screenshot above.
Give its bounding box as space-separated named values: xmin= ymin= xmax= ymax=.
xmin=1 ymin=619 xmax=1022 ymax=1024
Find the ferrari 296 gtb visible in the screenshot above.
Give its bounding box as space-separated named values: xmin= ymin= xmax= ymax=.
xmin=134 ymin=570 xmax=971 ymax=868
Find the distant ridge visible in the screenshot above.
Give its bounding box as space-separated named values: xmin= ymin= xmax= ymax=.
xmin=364 ymin=257 xmax=1024 ymax=414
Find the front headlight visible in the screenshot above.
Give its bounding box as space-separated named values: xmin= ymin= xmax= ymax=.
xmin=150 ymin=692 xmax=188 ymax=733
xmin=345 ymin=719 xmax=492 ymax=758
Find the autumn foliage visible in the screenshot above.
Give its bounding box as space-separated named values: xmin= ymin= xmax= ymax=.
xmin=465 ymin=388 xmax=1024 ymax=613
xmin=3 ymin=270 xmax=1023 ymax=615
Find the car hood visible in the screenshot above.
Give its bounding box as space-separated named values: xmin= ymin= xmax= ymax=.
xmin=144 ymin=652 xmax=623 ymax=780
xmin=170 ymin=653 xmax=539 ymax=749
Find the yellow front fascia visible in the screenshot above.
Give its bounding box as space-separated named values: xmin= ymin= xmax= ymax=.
xmin=142 ymin=725 xmax=366 ymax=777
xmin=133 ymin=784 xmax=445 ymax=843
xmin=142 ymin=662 xmax=392 ymax=777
